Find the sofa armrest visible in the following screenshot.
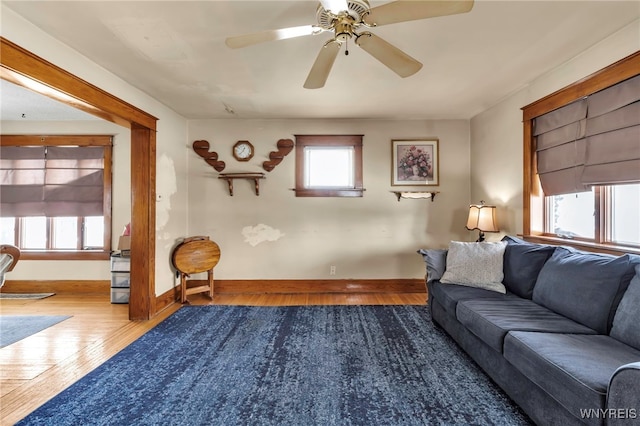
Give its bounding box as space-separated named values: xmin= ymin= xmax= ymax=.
xmin=606 ymin=362 xmax=640 ymax=425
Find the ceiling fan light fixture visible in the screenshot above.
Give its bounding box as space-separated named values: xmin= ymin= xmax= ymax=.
xmin=334 ymin=20 xmax=354 ymax=41
xmin=226 ymin=0 xmax=473 ymax=89
xmin=316 ymin=0 xmax=370 ymax=29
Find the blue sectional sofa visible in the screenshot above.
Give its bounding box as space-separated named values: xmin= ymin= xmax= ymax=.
xmin=419 ymin=236 xmax=640 ymax=425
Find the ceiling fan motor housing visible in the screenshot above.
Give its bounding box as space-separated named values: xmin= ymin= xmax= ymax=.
xmin=316 ymin=0 xmax=371 ymax=30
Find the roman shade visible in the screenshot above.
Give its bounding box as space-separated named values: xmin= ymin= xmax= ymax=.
xmin=0 ymin=145 xmax=105 ymax=217
xmin=534 ymin=74 xmax=640 ymax=195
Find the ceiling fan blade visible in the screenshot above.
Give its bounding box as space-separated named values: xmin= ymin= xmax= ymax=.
xmin=225 ymin=25 xmax=322 ymax=49
xmin=304 ymin=40 xmax=342 ymax=89
xmin=355 ymin=32 xmax=422 ymax=78
xmin=364 ymin=0 xmax=474 ymax=26
xmin=319 ymin=0 xmax=349 ymax=14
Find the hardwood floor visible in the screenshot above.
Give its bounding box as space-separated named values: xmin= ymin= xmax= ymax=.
xmin=0 ymin=290 xmax=426 ymax=424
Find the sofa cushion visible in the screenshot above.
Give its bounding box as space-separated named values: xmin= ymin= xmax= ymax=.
xmin=428 ymin=281 xmax=513 ymax=315
xmin=532 ymin=247 xmax=640 ymax=334
xmin=417 ymin=248 xmax=447 ymax=284
xmin=501 ymin=235 xmax=556 ymax=299
xmin=440 ymin=241 xmax=507 ymax=293
xmin=456 ymin=298 xmax=597 ymax=353
xmin=610 ymin=264 xmax=640 ymax=350
xmin=504 ymin=332 xmax=640 ymax=423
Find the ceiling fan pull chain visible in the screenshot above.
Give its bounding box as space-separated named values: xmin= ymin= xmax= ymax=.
xmin=345 ymin=39 xmax=349 ymax=56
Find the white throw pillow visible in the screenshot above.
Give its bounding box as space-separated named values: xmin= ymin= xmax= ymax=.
xmin=440 ymin=241 xmax=507 ymax=293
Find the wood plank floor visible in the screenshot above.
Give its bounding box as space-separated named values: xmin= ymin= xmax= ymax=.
xmin=0 ymin=290 xmax=426 ymax=424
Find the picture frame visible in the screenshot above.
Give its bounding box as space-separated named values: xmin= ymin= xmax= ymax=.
xmin=391 ymin=139 xmax=439 ymax=186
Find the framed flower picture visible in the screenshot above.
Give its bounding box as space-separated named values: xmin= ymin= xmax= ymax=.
xmin=391 ymin=139 xmax=439 ymax=186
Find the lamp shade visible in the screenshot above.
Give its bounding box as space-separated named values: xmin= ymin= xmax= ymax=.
xmin=466 ymin=204 xmax=499 ymax=233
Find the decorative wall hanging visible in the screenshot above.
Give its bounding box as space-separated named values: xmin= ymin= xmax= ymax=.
xmin=263 ymin=138 xmax=294 ymax=172
xmin=232 ymin=140 xmax=254 ymax=162
xmin=391 ymin=139 xmax=439 ymax=186
xmin=193 ymin=140 xmax=226 ymax=172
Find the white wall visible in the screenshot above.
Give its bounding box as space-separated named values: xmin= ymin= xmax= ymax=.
xmin=8 ymin=7 xmax=635 ymax=289
xmin=1 ymin=5 xmax=189 ymax=295
xmin=470 ymin=20 xmax=640 ymax=237
xmin=188 ymin=119 xmax=471 ymax=280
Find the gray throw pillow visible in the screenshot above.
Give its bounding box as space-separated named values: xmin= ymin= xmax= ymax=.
xmin=533 ymin=247 xmax=640 ymax=334
xmin=440 ymin=241 xmax=507 ymax=294
xmin=610 ymin=265 xmax=640 ymax=351
xmin=417 ymin=249 xmax=448 ymax=283
xmin=501 ymin=235 xmax=556 ymax=299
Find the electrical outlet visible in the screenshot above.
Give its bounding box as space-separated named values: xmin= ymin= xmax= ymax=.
xmin=330 ymin=265 xmax=336 ymax=276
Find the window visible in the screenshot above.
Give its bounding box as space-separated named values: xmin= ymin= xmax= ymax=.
xmin=546 ymin=190 xmax=595 ymax=239
xmin=522 ymin=52 xmax=640 ymax=254
xmin=611 ymin=184 xmax=640 ymax=246
xmin=294 ymin=135 xmax=364 ymax=197
xmin=0 ymin=135 xmax=112 ymax=260
xmin=543 ymin=184 xmax=640 ymax=247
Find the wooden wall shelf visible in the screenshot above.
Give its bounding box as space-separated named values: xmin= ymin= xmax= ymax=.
xmin=218 ymin=173 xmax=265 ymax=196
xmin=263 ymin=139 xmax=294 ymax=172
xmin=391 ymin=191 xmax=439 ymax=202
xmin=193 ymin=140 xmax=225 ymax=172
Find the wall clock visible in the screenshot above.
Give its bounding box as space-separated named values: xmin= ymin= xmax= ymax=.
xmin=232 ymin=140 xmax=254 ymax=162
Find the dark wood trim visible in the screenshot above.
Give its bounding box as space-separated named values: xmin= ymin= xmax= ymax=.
xmin=1 ymin=280 xmax=109 ymax=293
xmin=103 ymin=142 xmax=113 ymax=253
xmin=522 ymin=119 xmax=533 ymax=235
xmin=1 ymin=37 xmax=157 ymax=320
xmin=522 ymin=51 xmax=640 ymax=120
xmin=294 ymin=134 xmax=364 ymax=197
xmin=19 ymin=251 xmax=110 ymax=261
xmin=155 ymin=286 xmax=180 ymax=313
xmin=293 ymin=188 xmax=365 ymax=197
xmin=294 ymin=134 xmax=364 ymax=146
xmin=130 ymin=125 xmax=156 ymax=320
xmin=521 ymin=235 xmax=640 ymax=256
xmin=192 ymin=279 xmax=424 ymax=295
xmin=0 ymin=38 xmax=157 ymax=129
xmin=155 ymin=278 xmax=426 ymax=307
xmin=0 ymin=135 xmax=113 ymax=146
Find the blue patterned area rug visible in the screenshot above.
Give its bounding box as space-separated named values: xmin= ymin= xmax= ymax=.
xmin=0 ymin=315 xmax=70 ymax=348
xmin=18 ymin=305 xmax=531 ymax=426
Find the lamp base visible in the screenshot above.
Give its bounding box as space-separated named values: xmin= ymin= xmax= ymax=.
xmin=476 ymin=231 xmax=485 ymax=242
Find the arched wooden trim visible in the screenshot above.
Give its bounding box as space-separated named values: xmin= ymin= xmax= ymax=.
xmin=0 ymin=37 xmax=157 ymax=320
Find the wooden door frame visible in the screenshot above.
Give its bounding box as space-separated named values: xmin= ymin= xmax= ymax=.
xmin=0 ymin=37 xmax=157 ymax=320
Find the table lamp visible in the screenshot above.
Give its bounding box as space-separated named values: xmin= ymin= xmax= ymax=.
xmin=466 ymin=201 xmax=499 ymax=242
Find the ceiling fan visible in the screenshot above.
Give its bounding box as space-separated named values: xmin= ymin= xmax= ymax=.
xmin=225 ymin=0 xmax=474 ymax=89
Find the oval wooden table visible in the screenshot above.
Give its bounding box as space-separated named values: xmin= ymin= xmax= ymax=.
xmin=171 ymin=236 xmax=221 ymax=303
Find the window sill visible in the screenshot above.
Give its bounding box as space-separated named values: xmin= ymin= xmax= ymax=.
xmin=520 ymin=235 xmax=640 ymax=256
xmin=20 ymin=251 xmax=111 ymax=261
xmin=293 ymin=188 xmax=365 ymax=197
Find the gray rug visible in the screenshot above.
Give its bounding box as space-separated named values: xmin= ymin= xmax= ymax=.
xmin=0 ymin=315 xmax=71 ymax=348
xmin=18 ymin=305 xmax=531 ymax=425
xmin=0 ymin=293 xmax=55 ymax=300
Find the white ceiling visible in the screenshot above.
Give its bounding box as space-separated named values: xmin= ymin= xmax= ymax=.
xmin=0 ymin=79 xmax=99 ymax=121
xmin=2 ymin=1 xmax=639 ymax=120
